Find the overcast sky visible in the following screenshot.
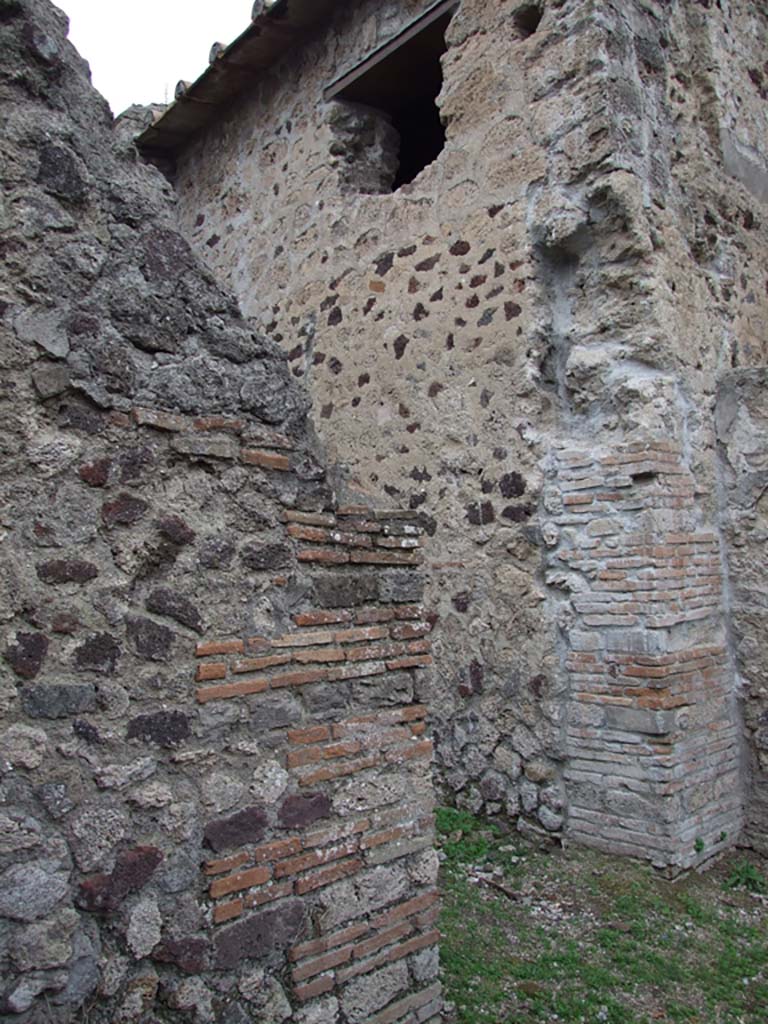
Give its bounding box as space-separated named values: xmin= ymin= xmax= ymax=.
xmin=58 ymin=0 xmax=252 ymax=114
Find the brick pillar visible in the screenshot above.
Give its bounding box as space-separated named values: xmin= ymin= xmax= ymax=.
xmin=546 ymin=441 xmax=743 ymax=872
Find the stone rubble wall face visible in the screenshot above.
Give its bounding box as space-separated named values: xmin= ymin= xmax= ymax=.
xmin=649 ymin=1 xmax=768 ymax=852
xmin=176 ymin=0 xmax=567 ymax=842
xmin=0 ymin=2 xmax=441 ymax=1021
xmin=173 ymin=0 xmax=766 ymax=861
xmin=716 ymin=371 xmax=768 ymax=856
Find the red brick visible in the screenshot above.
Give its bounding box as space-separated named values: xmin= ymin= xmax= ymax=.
xmin=391 ymin=622 xmax=431 ymax=640
xmin=344 ymin=519 xmax=383 ymax=534
xmin=291 ymin=921 xmax=369 ymax=962
xmin=371 ymin=891 xmax=439 ymax=931
xmin=195 ymin=639 xmax=244 ymax=658
xmin=388 ymin=928 xmax=440 ymax=963
xmin=295 ymin=857 xmax=364 ymax=895
xmin=269 ymin=668 xmax=329 ymax=690
xmin=292 ymin=944 xmax=353 ymax=982
xmin=272 ymin=630 xmax=334 ymax=648
xmin=193 ymin=415 xmax=245 ymax=433
xmin=213 ymin=900 xmax=243 ymax=925
xmin=337 ymin=705 xmax=427 ymax=731
xmin=287 ymin=524 xmax=331 ymax=543
xmin=282 ymin=510 xmax=337 ymax=527
xmin=407 ymin=639 xmax=432 ymax=654
xmin=302 ymin=818 xmax=370 ymax=850
xmin=373 ymin=509 xmax=420 ymax=521
xmin=288 ymin=724 xmax=332 ymax=745
xmin=385 ymin=741 xmax=434 ymax=765
xmin=241 ymin=448 xmax=291 ymax=471
xmin=327 ymin=529 xmax=373 ymax=548
xmin=326 ymin=661 xmax=387 ymax=682
xmin=298 ymin=549 xmax=350 ymax=564
xmin=294 ymin=975 xmax=335 ymax=1002
xmin=293 ymin=646 xmax=346 ymax=665
xmin=133 ymin=407 xmax=188 ymax=431
xmin=275 ymin=841 xmax=359 ymax=879
xmin=637 ymin=694 xmax=688 ymax=710
xmin=386 ymin=655 xmax=433 ymax=671
xmin=297 ymin=755 xmax=379 ymax=786
xmin=375 ymin=536 xmax=420 ymax=551
xmin=353 ymin=921 xmax=413 ymax=961
xmin=243 ymin=426 xmax=296 ymax=450
xmin=400 ymin=705 xmax=429 ymax=722
xmin=350 ymin=550 xmax=422 ymax=566
xmin=108 ymin=410 xmax=133 ymax=428
xmin=393 ymin=605 xmax=423 ymax=620
xmin=622 ymin=664 xmax=674 ymax=679
xmin=323 ymin=739 xmax=363 ymax=760
xmin=360 ymin=825 xmax=408 ymax=850
xmin=210 ymin=864 xmax=271 ymax=898
xmin=243 ymin=880 xmax=294 ymax=908
xmin=232 ymin=653 xmax=291 ymax=674
xmin=246 ymin=635 xmax=271 ymax=652
xmin=355 ymin=608 xmax=395 ymax=624
xmin=204 ymin=852 xmax=250 ymax=877
xmin=334 ymin=625 xmax=390 ymax=644
xmin=346 ymin=641 xmax=404 ymax=662
xmin=286 ymin=746 xmax=323 ymax=769
xmin=337 ymin=927 xmax=431 ymax=983
xmin=252 ymin=838 xmax=302 ymax=864
xmin=195 ymin=662 xmax=227 ymax=682
xmin=195 ymin=676 xmax=270 ymax=703
xmin=293 ymin=610 xmax=353 ymax=627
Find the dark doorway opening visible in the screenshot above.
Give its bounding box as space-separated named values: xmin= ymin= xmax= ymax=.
xmin=325 ymin=1 xmax=456 ymax=191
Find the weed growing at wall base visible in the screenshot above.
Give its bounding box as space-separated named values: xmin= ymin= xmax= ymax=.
xmin=725 ymin=859 xmax=766 ymax=894
xmin=437 ymin=809 xmax=768 ymax=1024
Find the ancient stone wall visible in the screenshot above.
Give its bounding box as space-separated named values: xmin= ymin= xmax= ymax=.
xmin=0 ymin=2 xmax=441 ymax=1021
xmin=716 ymin=371 xmax=768 ymax=857
xmin=169 ymin=0 xmax=767 ymax=867
xmin=654 ymin=1 xmax=768 ymax=853
xmin=175 ymin=0 xmax=566 ymax=845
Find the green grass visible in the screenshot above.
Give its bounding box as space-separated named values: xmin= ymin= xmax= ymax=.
xmin=437 ymin=808 xmax=768 ymax=1024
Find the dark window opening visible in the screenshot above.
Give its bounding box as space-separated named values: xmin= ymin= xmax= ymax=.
xmin=325 ymin=1 xmax=456 ymax=192
xmin=513 ymin=4 xmax=543 ymax=39
xmin=630 ymin=470 xmax=658 ymax=485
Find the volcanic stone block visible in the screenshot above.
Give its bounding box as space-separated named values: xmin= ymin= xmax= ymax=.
xmin=146 ymin=588 xmax=203 ymax=633
xmin=278 ymin=793 xmax=332 ymax=829
xmin=204 ymin=805 xmax=269 ymax=853
xmin=126 ymin=711 xmax=191 ymax=747
xmin=73 ymin=633 xmax=121 ymax=674
xmin=4 ymin=632 xmax=49 ymax=679
xmin=21 ymin=682 xmax=96 ymax=719
xmin=36 ymin=559 xmax=99 ymax=584
xmin=125 ymin=616 xmax=174 ymax=661
xmin=214 ymin=900 xmax=306 ymax=969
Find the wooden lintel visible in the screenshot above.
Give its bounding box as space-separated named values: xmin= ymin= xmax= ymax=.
xmin=323 ymin=0 xmax=458 ymax=102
